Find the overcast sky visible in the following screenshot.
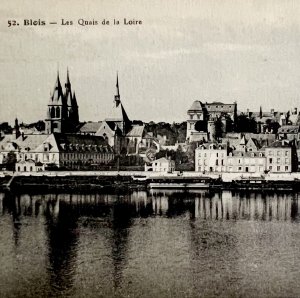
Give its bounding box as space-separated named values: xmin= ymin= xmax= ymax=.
xmin=1 ymin=0 xmax=300 ymax=125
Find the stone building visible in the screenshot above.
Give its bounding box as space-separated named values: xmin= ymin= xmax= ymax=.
xmin=145 ymin=157 xmax=175 ymax=173
xmin=45 ymin=70 xmax=79 ymax=134
xmin=265 ymin=140 xmax=298 ymax=173
xmin=227 ymin=151 xmax=266 ymax=173
xmin=195 ymin=143 xmax=228 ymax=172
xmin=186 ymin=100 xmax=237 ymax=142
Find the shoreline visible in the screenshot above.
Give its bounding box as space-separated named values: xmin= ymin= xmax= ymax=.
xmin=1 ymin=170 xmax=300 ymax=192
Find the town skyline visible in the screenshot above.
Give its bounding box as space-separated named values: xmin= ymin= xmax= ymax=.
xmin=2 ymin=0 xmax=300 ymax=124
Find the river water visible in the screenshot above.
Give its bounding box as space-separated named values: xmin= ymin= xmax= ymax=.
xmin=0 ymin=190 xmax=300 ymax=297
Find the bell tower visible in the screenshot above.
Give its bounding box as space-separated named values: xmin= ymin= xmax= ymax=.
xmin=45 ymin=72 xmax=64 ymax=134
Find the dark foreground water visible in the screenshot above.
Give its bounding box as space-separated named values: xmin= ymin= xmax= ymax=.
xmin=0 ymin=190 xmax=300 ymax=298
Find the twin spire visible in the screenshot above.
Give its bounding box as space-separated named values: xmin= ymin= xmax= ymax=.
xmin=51 ymin=68 xmax=77 ymax=108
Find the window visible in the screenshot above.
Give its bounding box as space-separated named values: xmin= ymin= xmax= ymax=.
xmin=51 ymin=107 xmax=55 ymax=118
xmin=238 ymin=166 xmax=242 ymax=171
xmin=285 ymin=151 xmax=289 ymax=156
xmin=56 ymin=107 xmax=60 ymax=118
xmin=277 ymin=151 xmax=281 ymax=156
xmin=269 ymin=158 xmax=273 ymax=163
xmin=269 ymin=166 xmax=272 ymax=170
xmin=216 ymin=153 xmax=218 ymax=157
xmin=277 ymin=166 xmax=280 ymax=171
xmin=277 ymin=158 xmax=280 ymax=163
xmin=216 ymin=160 xmax=218 ymax=166
xmin=285 ymin=166 xmax=289 ymax=171
xmin=285 ymin=158 xmax=289 ymax=164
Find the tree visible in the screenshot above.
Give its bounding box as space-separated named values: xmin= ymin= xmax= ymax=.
xmin=4 ymin=151 xmax=17 ymax=171
xmin=236 ymin=114 xmax=257 ymax=133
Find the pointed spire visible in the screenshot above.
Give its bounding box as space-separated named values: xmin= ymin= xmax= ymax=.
xmin=116 ymin=72 xmax=120 ymax=96
xmin=259 ymin=106 xmax=263 ymax=119
xmin=72 ymin=91 xmax=78 ymax=107
xmin=114 ymin=72 xmax=121 ymax=107
xmin=67 ymin=67 xmax=70 ymax=81
xmin=65 ymin=68 xmax=72 ymax=106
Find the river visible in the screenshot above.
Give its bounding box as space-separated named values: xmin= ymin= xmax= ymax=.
xmin=0 ymin=190 xmax=300 ymax=297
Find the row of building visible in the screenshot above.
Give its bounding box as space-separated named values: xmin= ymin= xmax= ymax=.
xmin=1 ymin=69 xmax=300 ymax=173
xmin=195 ymin=136 xmax=298 ymax=174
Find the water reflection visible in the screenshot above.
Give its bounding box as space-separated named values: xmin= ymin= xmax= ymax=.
xmin=1 ymin=190 xmax=300 ymax=223
xmin=44 ymin=196 xmax=79 ymax=296
xmin=0 ymin=190 xmax=300 ymax=297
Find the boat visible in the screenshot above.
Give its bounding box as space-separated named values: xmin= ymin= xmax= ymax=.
xmin=131 ymin=175 xmax=148 ymax=181
xmin=147 ymin=176 xmax=212 ymax=189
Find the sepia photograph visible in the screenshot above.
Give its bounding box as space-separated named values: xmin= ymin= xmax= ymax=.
xmin=1 ymin=0 xmax=300 ymax=297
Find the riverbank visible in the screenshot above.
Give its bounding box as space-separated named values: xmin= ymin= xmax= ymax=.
xmin=1 ymin=170 xmax=300 ymax=192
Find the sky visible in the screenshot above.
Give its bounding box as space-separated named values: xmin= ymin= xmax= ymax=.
xmin=1 ymin=0 xmax=300 ymax=125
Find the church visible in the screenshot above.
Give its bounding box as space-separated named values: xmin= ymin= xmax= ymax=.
xmin=45 ymin=70 xmax=80 ymax=134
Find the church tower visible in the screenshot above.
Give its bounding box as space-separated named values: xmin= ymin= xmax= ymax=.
xmin=45 ymin=72 xmax=65 ymax=134
xmin=45 ymin=70 xmax=80 ymax=134
xmin=106 ymin=74 xmax=131 ymax=136
xmin=70 ymin=91 xmax=79 ymax=126
xmin=64 ymin=69 xmax=80 ymax=131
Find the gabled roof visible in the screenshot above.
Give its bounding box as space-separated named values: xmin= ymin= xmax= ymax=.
xmin=246 ymin=137 xmax=261 ymax=149
xmin=126 ymin=125 xmax=144 ymax=137
xmin=79 ymin=122 xmax=102 ymax=134
xmin=15 ymin=134 xmax=49 ymax=151
xmin=106 ymin=101 xmax=130 ymax=124
xmin=53 ymin=133 xmax=114 ymax=153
